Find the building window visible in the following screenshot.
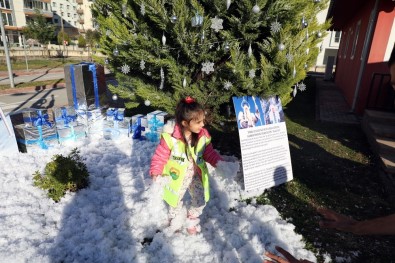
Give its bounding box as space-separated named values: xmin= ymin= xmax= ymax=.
xmin=73 ymin=6 xmax=76 ymax=10
xmin=334 ymin=31 xmax=341 ymax=43
xmin=54 ymin=18 xmax=59 ymax=24
xmin=52 ymin=2 xmax=56 ymax=7
xmin=343 ymin=29 xmax=352 ymax=59
xmin=67 ymin=13 xmax=70 ymax=17
xmin=60 ymin=3 xmax=63 ymax=9
xmin=1 ymin=12 xmax=14 ymax=26
xmin=0 ymin=0 xmax=11 ymax=9
xmin=67 ymin=5 xmax=69 ymax=10
xmin=350 ymin=20 xmax=361 ymax=60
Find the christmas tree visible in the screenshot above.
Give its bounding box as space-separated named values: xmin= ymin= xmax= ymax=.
xmin=92 ymin=0 xmax=330 ymax=124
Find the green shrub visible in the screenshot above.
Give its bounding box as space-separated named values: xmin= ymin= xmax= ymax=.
xmin=33 ymin=148 xmax=89 ymax=202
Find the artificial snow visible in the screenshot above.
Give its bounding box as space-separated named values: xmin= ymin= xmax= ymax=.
xmin=0 ymin=136 xmax=317 ymax=262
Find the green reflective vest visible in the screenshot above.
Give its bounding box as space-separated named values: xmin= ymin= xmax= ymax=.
xmin=161 ymin=132 xmax=211 ymax=207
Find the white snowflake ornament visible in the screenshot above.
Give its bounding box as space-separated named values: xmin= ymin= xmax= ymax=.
xmin=270 ymin=21 xmax=282 ymax=34
xmin=286 ymin=53 xmax=293 ymax=62
xmin=202 ymin=61 xmax=215 ymax=74
xmin=140 ymin=60 xmax=146 ymax=70
xmin=298 ymin=82 xmax=307 ymax=91
xmin=210 ymin=16 xmax=223 ymax=33
xmin=224 ymin=81 xmax=233 ymax=90
xmin=121 ymin=64 xmax=130 ymax=74
xmin=249 ymin=69 xmax=256 ymax=79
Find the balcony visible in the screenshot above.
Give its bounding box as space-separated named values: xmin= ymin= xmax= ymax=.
xmin=76 ymin=0 xmax=83 ymax=4
xmin=77 ymin=8 xmax=84 ymax=15
xmin=24 ymin=8 xmax=53 ymax=18
xmin=78 ymin=18 xmax=85 ymax=24
xmin=40 ymin=0 xmax=51 ymax=3
xmin=78 ymin=28 xmax=86 ymax=33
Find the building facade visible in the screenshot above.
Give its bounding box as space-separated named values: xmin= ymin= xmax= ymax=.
xmin=0 ymin=0 xmax=94 ymax=47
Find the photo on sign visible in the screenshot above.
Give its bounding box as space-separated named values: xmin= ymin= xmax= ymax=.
xmin=233 ymin=96 xmax=285 ymax=130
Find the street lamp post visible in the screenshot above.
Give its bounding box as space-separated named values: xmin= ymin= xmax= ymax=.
xmin=0 ymin=9 xmax=15 ymax=88
xmin=60 ymin=10 xmax=65 ymax=61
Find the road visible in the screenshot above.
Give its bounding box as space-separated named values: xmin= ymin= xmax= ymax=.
xmin=0 ymin=70 xmax=65 ymax=86
xmin=0 ymin=87 xmax=69 ymax=114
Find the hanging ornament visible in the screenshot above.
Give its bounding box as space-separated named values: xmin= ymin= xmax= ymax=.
xmin=140 ymin=3 xmax=145 ymax=15
xmin=191 ymin=12 xmax=204 ymax=27
xmin=183 ymin=78 xmax=187 ymax=88
xmin=301 ymin=16 xmax=308 ymax=28
xmin=224 ymin=80 xmax=233 ymax=90
xmin=224 ymin=42 xmax=230 ymax=52
xmin=293 ymin=84 xmax=298 ymax=97
xmin=249 ymin=69 xmax=256 ymax=79
xmin=306 ymin=48 xmax=310 ymax=55
xmin=162 ymin=33 xmax=166 ymax=46
xmin=286 ymin=53 xmax=293 ymax=62
xmin=122 ymin=4 xmax=127 ymax=16
xmin=112 ymin=94 xmax=118 ymax=101
xmin=278 ymin=43 xmax=285 ymax=51
xmin=298 ymin=82 xmax=307 ymax=91
xmin=201 ymin=30 xmax=205 ymax=42
xmin=226 ymin=0 xmax=231 ymax=10
xmin=210 ymin=16 xmax=224 ymax=32
xmin=170 ymin=14 xmax=178 ymax=23
xmin=304 ymin=63 xmax=308 ymax=69
xmin=144 ymin=99 xmax=151 ymax=106
xmin=202 ymin=61 xmax=215 ymax=74
xmin=292 ymin=65 xmax=296 ymax=78
xmin=113 ymin=47 xmax=119 ymax=56
xmin=313 ymin=0 xmax=321 ymax=3
xmin=121 ymin=64 xmax=130 ymax=74
xmin=252 ymin=4 xmax=260 ymax=13
xmin=317 ymin=31 xmax=322 ymax=38
xmin=104 ymin=58 xmax=109 ymax=64
xmin=248 ymin=44 xmax=253 ymax=57
xmin=140 ymin=60 xmax=146 ymax=70
xmin=146 ymin=71 xmax=152 ymax=76
xmin=159 ymin=67 xmax=164 ymax=90
xmin=270 ymin=21 xmax=282 ymax=34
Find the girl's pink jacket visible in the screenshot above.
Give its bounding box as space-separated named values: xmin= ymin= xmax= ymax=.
xmin=149 ymin=123 xmax=222 ymax=176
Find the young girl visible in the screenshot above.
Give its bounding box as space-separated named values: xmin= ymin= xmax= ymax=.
xmin=150 ymin=96 xmax=223 ymax=234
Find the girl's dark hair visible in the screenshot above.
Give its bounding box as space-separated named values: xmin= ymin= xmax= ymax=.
xmin=175 ymin=97 xmax=204 ymax=155
xmin=389 ymin=43 xmax=395 ymax=68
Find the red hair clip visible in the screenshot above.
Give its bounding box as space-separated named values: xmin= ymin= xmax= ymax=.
xmin=185 ymin=96 xmax=195 ymax=104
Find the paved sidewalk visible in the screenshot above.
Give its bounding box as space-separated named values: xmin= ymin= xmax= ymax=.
xmin=0 ymin=67 xmax=64 ymax=77
xmin=315 ymin=75 xmax=360 ymax=125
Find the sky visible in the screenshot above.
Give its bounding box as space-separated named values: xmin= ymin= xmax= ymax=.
xmin=0 ymin=134 xmax=326 ymax=263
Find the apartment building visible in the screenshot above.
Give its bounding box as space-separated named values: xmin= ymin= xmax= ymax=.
xmin=0 ymin=0 xmax=94 ymax=47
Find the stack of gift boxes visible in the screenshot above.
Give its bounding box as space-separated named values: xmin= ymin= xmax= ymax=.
xmin=2 ymin=62 xmax=170 ymax=153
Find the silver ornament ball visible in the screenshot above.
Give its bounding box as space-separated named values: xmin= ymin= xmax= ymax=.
xmin=317 ymin=31 xmax=322 ymax=38
xmin=224 ymin=42 xmax=230 ymax=52
xmin=170 ymin=15 xmax=178 ymax=23
xmin=144 ymin=100 xmax=151 ymax=106
xmin=113 ymin=48 xmax=119 ymax=56
xmin=278 ymin=43 xmax=285 ymax=51
xmin=252 ymin=5 xmax=260 ymax=13
xmin=112 ymin=94 xmax=118 ymax=101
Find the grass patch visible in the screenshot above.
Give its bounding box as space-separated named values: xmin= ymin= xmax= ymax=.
xmin=0 ymin=58 xmax=80 ymax=71
xmin=0 ymin=79 xmax=65 ymax=91
xmin=210 ymin=76 xmax=395 ymax=262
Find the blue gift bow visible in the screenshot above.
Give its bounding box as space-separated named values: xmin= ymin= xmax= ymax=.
xmin=70 ymin=63 xmax=100 ymax=110
xmin=107 ymin=108 xmax=124 ymax=122
xmin=24 ymin=110 xmax=52 ymax=127
xmin=17 ymin=126 xmax=57 ymax=149
xmin=148 ymin=115 xmax=164 ymax=132
xmin=131 ymin=117 xmax=146 ymax=139
xmin=55 ymin=107 xmax=77 ymax=127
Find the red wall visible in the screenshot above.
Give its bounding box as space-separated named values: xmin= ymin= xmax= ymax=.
xmin=334 ymin=0 xmax=395 ymax=115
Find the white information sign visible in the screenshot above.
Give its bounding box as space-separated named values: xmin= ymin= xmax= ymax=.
xmin=232 ymin=96 xmax=293 ymax=192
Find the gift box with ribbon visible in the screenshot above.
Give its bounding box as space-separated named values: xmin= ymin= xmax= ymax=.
xmin=14 ymin=125 xmax=58 ymax=153
xmin=64 ymin=63 xmax=106 ymax=110
xmin=0 ymin=107 xmax=19 ymax=154
xmin=146 ymin=111 xmax=168 ymax=142
xmin=57 ymin=124 xmax=87 ymax=144
xmin=104 ymin=108 xmax=132 ymax=138
xmin=53 ymin=106 xmax=78 ymax=129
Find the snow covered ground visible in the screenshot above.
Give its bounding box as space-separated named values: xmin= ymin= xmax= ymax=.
xmin=0 ymin=135 xmax=317 ymax=263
